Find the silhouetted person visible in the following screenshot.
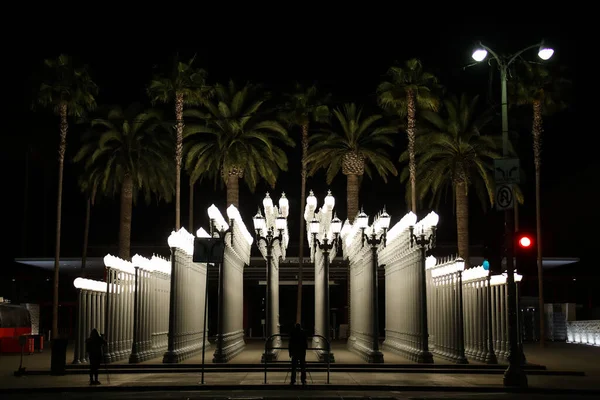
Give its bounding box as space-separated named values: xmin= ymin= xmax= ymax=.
xmin=289 ymin=323 xmax=307 ymax=385
xmin=86 ymin=328 xmax=106 ymax=385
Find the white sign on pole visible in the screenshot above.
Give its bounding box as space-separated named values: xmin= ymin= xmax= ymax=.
xmin=494 ymin=158 xmax=520 ymax=184
xmin=495 ymin=184 xmax=514 ymax=211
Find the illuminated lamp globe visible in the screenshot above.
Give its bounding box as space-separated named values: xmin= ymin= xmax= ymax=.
xmin=253 ymin=210 xmax=266 ymax=233
xmin=310 ymin=217 xmax=320 ymax=235
xmin=306 ymin=190 xmax=317 ymax=211
xmin=472 ymin=48 xmax=488 ymax=62
xmin=278 ymin=192 xmax=289 ymax=218
xmin=263 ymin=192 xmax=273 ymax=210
xmin=330 ymin=214 xmax=342 ymax=234
xmin=324 ymin=189 xmax=335 ymax=210
xmin=356 ymin=209 xmax=369 ymax=229
xmin=275 ymin=212 xmax=287 ymax=231
xmin=379 ymin=207 xmax=391 ymax=230
xmin=538 ymin=42 xmax=554 ymax=60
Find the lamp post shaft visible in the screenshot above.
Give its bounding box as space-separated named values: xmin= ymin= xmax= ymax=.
xmin=130 ymin=266 xmax=140 ymax=362
xmin=371 ymin=241 xmax=380 ymax=354
xmin=164 ymin=247 xmax=177 ymax=363
xmin=323 ymin=242 xmax=331 ymax=354
xmin=419 ymin=242 xmax=431 ymax=358
xmin=499 ymin=57 xmax=527 ymax=388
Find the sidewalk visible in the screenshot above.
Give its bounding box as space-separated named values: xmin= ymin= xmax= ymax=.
xmin=1 ymin=342 xmax=598 ymax=394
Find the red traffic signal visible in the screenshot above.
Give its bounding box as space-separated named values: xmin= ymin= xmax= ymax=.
xmin=518 ymin=236 xmax=532 ymax=248
xmin=515 ymin=231 xmax=535 ymax=250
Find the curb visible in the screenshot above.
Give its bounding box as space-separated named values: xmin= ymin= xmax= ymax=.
xmin=1 ymin=384 xmax=599 ymax=395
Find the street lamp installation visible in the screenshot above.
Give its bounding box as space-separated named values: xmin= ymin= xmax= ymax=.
xmin=408 ymin=211 xmax=439 ymax=364
xmin=253 ymin=192 xmax=288 ymax=362
xmin=356 ymin=207 xmax=391 ymax=363
xmin=308 ymin=190 xmax=343 ymax=362
xmin=206 ymin=204 xmax=233 ymax=364
xmin=471 ymin=40 xmax=554 ymax=388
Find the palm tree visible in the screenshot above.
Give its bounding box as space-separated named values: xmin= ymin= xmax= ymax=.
xmin=377 ymin=58 xmax=440 ymax=213
xmin=147 ymin=55 xmax=212 ymax=230
xmin=77 ymin=174 xmax=98 ymax=278
xmin=36 ymin=54 xmax=98 ymax=339
xmin=306 ymin=103 xmax=398 ymax=221
xmin=184 ymin=81 xmax=294 ymax=208
xmin=74 ymin=104 xmax=175 ymax=259
xmin=509 ymin=62 xmax=569 ymax=346
xmin=402 ymin=94 xmax=502 ymax=264
xmin=279 ymin=83 xmax=330 ymax=324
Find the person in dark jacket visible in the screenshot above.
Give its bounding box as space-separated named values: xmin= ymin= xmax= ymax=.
xmin=288 ymin=323 xmax=308 ymax=385
xmin=86 ymin=329 xmax=106 ymax=385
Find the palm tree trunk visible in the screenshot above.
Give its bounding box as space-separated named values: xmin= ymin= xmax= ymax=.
xmin=533 ymin=100 xmax=545 ymax=346
xmin=407 ymin=89 xmax=418 ymax=214
xmin=52 ymin=102 xmax=68 ymax=340
xmin=174 ymin=92 xmax=184 ymax=230
xmin=81 ymin=197 xmax=91 ymax=278
xmin=226 ymin=173 xmax=240 ymax=209
xmin=296 ymin=124 xmax=309 ymax=324
xmin=455 ymin=181 xmax=469 ymax=265
xmin=346 ymin=174 xmax=360 ymax=222
xmin=118 ymin=174 xmax=134 ymax=260
xmin=189 ymin=178 xmax=194 ymax=233
xmin=346 ymin=173 xmax=360 ymax=333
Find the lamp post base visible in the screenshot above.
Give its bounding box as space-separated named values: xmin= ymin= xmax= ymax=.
xmin=261 ymin=350 xmax=279 ymax=362
xmin=503 ymin=364 xmax=528 ymax=387
xmin=415 ymin=350 xmax=434 ymax=364
xmin=367 ymin=351 xmax=384 ymax=364
xmin=317 ymin=351 xmax=335 ymax=363
xmin=162 ymin=351 xmax=179 ymax=364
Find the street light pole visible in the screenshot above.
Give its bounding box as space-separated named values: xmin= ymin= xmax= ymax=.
xmin=409 ymin=224 xmax=435 ymax=364
xmin=471 ymin=41 xmax=553 ymax=387
xmin=210 ymin=219 xmax=233 ymax=364
xmin=357 ymin=208 xmax=390 ymax=363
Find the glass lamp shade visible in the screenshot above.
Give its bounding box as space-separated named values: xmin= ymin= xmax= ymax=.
xmin=356 ymin=210 xmax=369 ymax=229
xmin=538 ymin=45 xmax=554 ymax=60
xmin=167 ymin=232 xmax=178 ymax=248
xmin=324 ymin=189 xmax=335 ymax=210
xmin=253 ymin=211 xmax=266 ymax=233
xmin=263 ymin=192 xmax=273 ymax=210
xmin=472 ymin=48 xmax=488 ymax=62
xmin=330 ymin=214 xmax=342 ymax=234
xmin=455 ymin=257 xmax=465 ymax=271
xmin=276 ymin=213 xmax=287 ymax=231
xmin=379 ymin=209 xmax=391 ymax=230
xmin=309 ymin=218 xmax=320 ymax=234
xmin=306 ymin=190 xmax=317 ymax=210
xmin=278 ymin=192 xmax=289 ymax=218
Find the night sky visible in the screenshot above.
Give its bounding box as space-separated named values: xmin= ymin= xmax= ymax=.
xmin=4 ymin=17 xmax=590 ymax=278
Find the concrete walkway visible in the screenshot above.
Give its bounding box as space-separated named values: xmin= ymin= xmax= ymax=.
xmin=1 ymin=341 xmax=599 ymax=394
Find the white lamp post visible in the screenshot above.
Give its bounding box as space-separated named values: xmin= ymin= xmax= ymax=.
xmin=253 ymin=193 xmax=288 ymax=362
xmin=358 ymin=206 xmax=391 ymax=363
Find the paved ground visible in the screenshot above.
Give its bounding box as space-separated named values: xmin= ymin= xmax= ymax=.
xmin=1 ymin=341 xmax=599 ymax=395
xmin=1 ymin=391 xmax=599 ymax=399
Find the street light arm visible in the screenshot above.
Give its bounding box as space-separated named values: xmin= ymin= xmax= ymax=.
xmin=507 ymin=43 xmax=541 ymax=67
xmin=478 ymin=42 xmax=503 ymax=65
xmin=478 ymin=42 xmax=541 ymax=68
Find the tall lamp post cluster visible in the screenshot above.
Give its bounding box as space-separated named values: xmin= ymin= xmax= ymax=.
xmin=356 ymin=207 xmax=391 ymax=363
xmin=471 ymin=40 xmax=554 ymax=388
xmin=253 ymin=192 xmax=289 ymax=362
xmin=306 ymin=189 xmax=342 ymax=362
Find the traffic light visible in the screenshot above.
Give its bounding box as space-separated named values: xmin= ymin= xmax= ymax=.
xmin=515 ymin=230 xmax=536 ymax=274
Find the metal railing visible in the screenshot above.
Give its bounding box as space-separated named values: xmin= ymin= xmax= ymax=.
xmin=263 ymin=334 xmax=331 ymax=384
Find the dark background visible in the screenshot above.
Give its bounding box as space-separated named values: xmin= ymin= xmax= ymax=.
xmin=1 ymin=14 xmax=594 ymax=317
